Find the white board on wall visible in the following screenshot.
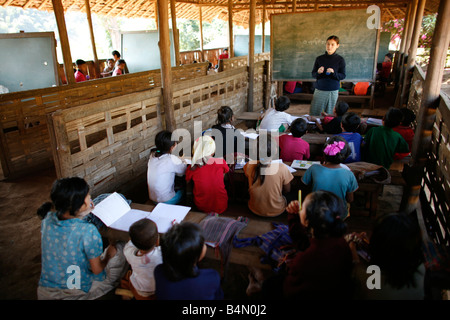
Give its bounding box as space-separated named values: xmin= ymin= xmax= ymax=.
xmin=121 ymin=30 xmax=176 ymax=73
xmin=0 ymin=32 xmax=59 ymax=93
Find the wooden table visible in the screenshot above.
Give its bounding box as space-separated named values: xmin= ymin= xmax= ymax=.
xmin=102 ymin=202 xmax=277 ymax=270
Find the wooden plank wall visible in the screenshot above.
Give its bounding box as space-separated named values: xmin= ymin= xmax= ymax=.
xmin=47 ymin=65 xmax=266 ymax=196
xmin=0 ymin=63 xmax=208 ymax=178
xmin=407 ymin=65 xmax=450 ymax=247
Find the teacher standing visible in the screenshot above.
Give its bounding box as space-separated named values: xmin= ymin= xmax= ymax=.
xmin=310 ymin=35 xmax=346 ymax=116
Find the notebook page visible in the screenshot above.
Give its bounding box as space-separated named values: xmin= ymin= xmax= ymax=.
xmin=91 ymin=192 xmax=131 ymax=226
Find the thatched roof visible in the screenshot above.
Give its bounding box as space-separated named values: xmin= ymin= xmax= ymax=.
xmin=0 ymin=0 xmax=440 ymax=27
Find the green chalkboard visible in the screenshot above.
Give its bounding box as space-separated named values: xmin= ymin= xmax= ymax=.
xmin=377 ymin=32 xmax=391 ymax=63
xmin=234 ymin=35 xmax=271 ymax=57
xmin=271 ymin=9 xmax=378 ymax=81
xmin=121 ymin=30 xmax=176 ymax=73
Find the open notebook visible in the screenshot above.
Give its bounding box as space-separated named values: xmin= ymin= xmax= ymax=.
xmin=91 ymin=192 xmax=190 ymax=233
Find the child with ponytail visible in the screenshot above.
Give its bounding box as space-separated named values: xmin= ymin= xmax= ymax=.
xmin=37 ymin=177 xmax=127 ymax=300
xmin=282 ymin=191 xmax=353 ymax=298
xmin=301 ymin=135 xmax=358 ymax=219
xmin=249 ymin=191 xmax=353 ymax=299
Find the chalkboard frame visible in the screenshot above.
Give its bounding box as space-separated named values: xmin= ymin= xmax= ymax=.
xmin=0 ymin=32 xmax=59 ymax=93
xmin=270 ymin=9 xmax=380 ymax=83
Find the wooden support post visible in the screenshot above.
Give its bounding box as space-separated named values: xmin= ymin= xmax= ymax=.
xmin=52 ymin=0 xmax=75 ymax=85
xmin=402 ymin=0 xmax=450 ymax=213
xmin=400 ymin=0 xmax=426 ymax=107
xmin=199 ymin=5 xmax=204 ymax=62
xmin=157 ymin=0 xmax=176 ymax=132
xmin=170 ymin=0 xmax=180 ymax=66
xmin=395 ymin=0 xmax=418 ymax=107
xmin=85 ymin=0 xmax=100 ymax=78
xmin=228 ymin=0 xmax=234 ymax=58
xmin=248 ymin=0 xmax=256 ymax=112
xmin=261 ymin=2 xmax=266 ymax=53
xmin=155 ymin=1 xmax=159 ymax=30
xmin=394 ymin=2 xmax=411 ymax=87
xmin=292 ymin=0 xmax=296 ymax=12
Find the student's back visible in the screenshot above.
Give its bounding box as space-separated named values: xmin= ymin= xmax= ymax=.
xmin=154 ymin=264 xmax=223 ymax=300
xmin=364 ymin=108 xmax=409 ymax=169
xmin=335 ymin=112 xmax=363 ymax=163
xmin=279 ymin=118 xmax=310 ymax=162
xmin=259 ymin=96 xmax=296 ymax=131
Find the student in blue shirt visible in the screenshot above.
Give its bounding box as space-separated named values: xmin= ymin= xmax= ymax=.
xmin=335 ymin=112 xmax=364 ymax=163
xmin=302 ymin=136 xmax=358 ymax=219
xmin=36 ymin=177 xmax=127 ymax=300
xmin=154 ymin=222 xmax=224 ymax=300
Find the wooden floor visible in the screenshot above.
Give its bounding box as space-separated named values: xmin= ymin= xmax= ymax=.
xmin=0 ymin=85 xmax=400 ymax=300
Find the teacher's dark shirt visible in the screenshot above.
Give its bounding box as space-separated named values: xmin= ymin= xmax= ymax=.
xmin=312 ymin=51 xmax=346 ymax=91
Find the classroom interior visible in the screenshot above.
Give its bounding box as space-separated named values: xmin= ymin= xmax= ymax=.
xmin=0 ymin=0 xmax=449 ymax=301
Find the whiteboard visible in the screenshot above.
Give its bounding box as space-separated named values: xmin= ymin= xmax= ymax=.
xmin=0 ymin=32 xmax=59 ymax=93
xmin=121 ymin=30 xmax=176 ymax=73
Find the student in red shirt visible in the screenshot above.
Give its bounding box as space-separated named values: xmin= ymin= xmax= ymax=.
xmin=279 ymin=118 xmax=310 ymax=162
xmin=185 ymin=136 xmax=229 ymax=214
xmin=219 ymin=48 xmax=229 ymax=60
xmin=393 ymin=107 xmax=416 ymax=160
xmin=74 ymin=59 xmax=89 ymax=82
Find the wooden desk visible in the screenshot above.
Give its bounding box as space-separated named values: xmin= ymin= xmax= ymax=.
xmin=102 ymin=203 xmax=275 ymax=270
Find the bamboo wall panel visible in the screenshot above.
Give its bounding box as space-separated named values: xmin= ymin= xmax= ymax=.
xmin=0 ymin=62 xmax=208 ymax=177
xmin=408 ymin=66 xmax=450 ymax=247
xmin=48 ymin=65 xmax=266 ymax=196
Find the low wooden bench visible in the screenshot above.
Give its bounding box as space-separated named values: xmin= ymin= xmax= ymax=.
xmin=102 ymin=203 xmax=277 ymax=271
xmin=286 ymin=92 xmax=371 ymax=108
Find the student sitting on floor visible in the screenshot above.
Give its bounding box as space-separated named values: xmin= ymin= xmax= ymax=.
xmin=302 ymin=136 xmax=358 ymax=220
xmin=279 ymin=118 xmax=310 ymax=162
xmin=147 ymin=130 xmax=187 ymax=205
xmin=393 ymin=107 xmax=416 ymax=160
xmin=121 ymin=219 xmax=162 ymax=300
xmin=259 ymin=96 xmax=297 ymax=132
xmin=335 ymin=112 xmax=364 ymax=163
xmin=315 ymin=100 xmax=349 ymax=134
xmin=185 ymin=135 xmax=229 ymax=214
xmin=248 ymin=191 xmax=353 ymax=299
xmin=154 ymin=222 xmax=224 ymax=300
xmin=211 ymin=105 xmax=245 ymax=163
xmin=349 ymin=212 xmax=425 ymax=299
xmin=244 ymin=137 xmax=293 ymax=217
xmin=36 ymin=177 xmax=127 ymax=300
xmin=363 ymin=107 xmax=409 ymax=169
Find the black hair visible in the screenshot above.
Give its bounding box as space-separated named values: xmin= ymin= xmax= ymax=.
xmin=369 ymin=212 xmax=423 ymax=289
xmin=400 ymin=107 xmax=416 ymax=126
xmin=323 ymin=135 xmax=351 ymax=164
xmin=384 ymin=107 xmax=403 ymax=128
xmin=275 ymin=96 xmax=291 ymax=112
xmin=304 ymin=190 xmax=347 ymax=239
xmin=217 ymin=106 xmax=234 ymax=125
xmin=160 ymin=222 xmax=205 ymax=281
xmin=341 ymin=112 xmax=361 ymax=132
xmin=290 ymin=118 xmax=308 ymax=138
xmin=385 ymin=52 xmax=393 ymax=60
xmin=116 ymin=59 xmax=126 ymax=66
xmin=37 ymin=177 xmax=90 ymax=220
xmin=154 ymin=130 xmax=176 ymax=157
xmin=253 ymin=136 xmax=275 ymax=186
xmin=129 ymin=218 xmax=159 ymax=251
xmin=335 ymin=101 xmax=349 ymax=116
xmin=112 ymin=50 xmax=121 ymax=58
xmin=327 ymin=35 xmax=340 ymax=44
xmin=76 ymin=59 xmax=86 ymax=66
xmin=107 ymin=58 xmax=114 ymax=63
